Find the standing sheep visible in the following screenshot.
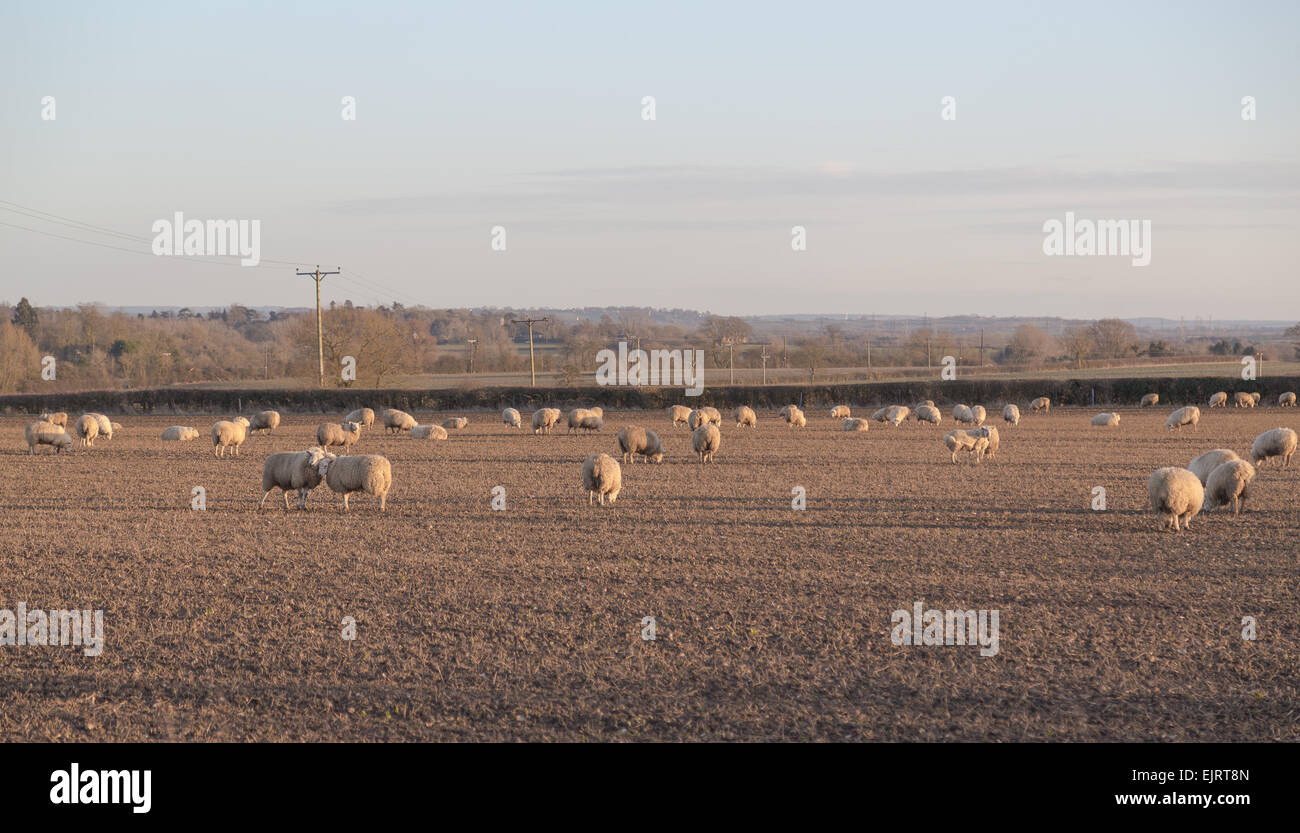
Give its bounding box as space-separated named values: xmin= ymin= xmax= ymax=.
xmin=617 ymin=426 xmax=664 ymax=463
xmin=25 ymin=421 xmax=73 ymax=454
xmin=977 ymin=425 xmax=1000 ymax=459
xmin=581 ymin=453 xmax=622 ymax=505
xmin=502 ymin=408 xmax=522 ymax=428
xmin=1250 ymin=392 xmax=1261 ymax=406
xmin=1140 ymin=393 xmax=1159 ymax=407
xmin=248 ymin=410 xmax=281 ymax=435
xmin=1208 ymin=392 xmax=1228 ymax=408
xmin=696 ymin=406 xmax=720 ymax=426
xmin=915 ymin=405 xmax=941 ymax=425
xmin=1029 ymin=397 xmax=1050 ymax=413
xmin=830 ymin=405 xmax=851 ymax=419
xmin=1204 ymin=460 xmax=1256 ymax=516
xmin=1165 ymin=406 xmax=1200 ymax=431
xmin=943 ymin=430 xmax=981 ymax=464
xmin=1250 ymin=427 xmax=1297 ymax=468
xmin=315 ymin=453 xmax=392 ymax=512
xmin=1003 ymin=404 xmax=1020 ymax=425
xmin=842 ymin=418 xmax=869 ymax=432
xmin=870 ymin=407 xmax=890 ymax=423
xmin=211 ymin=420 xmax=248 ymax=457
xmin=1279 ymin=392 xmax=1296 ymax=407
xmin=692 ymin=423 xmax=721 ymax=462
xmin=382 ymin=409 xmax=417 ymax=433
xmin=443 ymin=417 xmax=469 ymax=430
xmin=969 ymin=405 xmax=987 ymax=426
xmin=1188 ymin=449 xmax=1241 ymax=485
xmin=531 ymin=408 xmax=561 ymax=434
xmin=688 ymin=409 xmax=709 ymax=430
xmin=317 ymin=421 xmax=362 ymax=453
xmin=258 ymin=447 xmax=330 ymax=511
xmin=886 ymin=405 xmax=910 ymax=426
xmin=1090 ymin=412 xmax=1121 ymax=427
xmin=1233 ymin=392 xmax=1255 ymax=408
xmin=161 ymin=426 xmax=199 ymax=441
xmin=953 ymin=404 xmax=975 ymax=425
xmin=669 ymin=405 xmax=692 ymax=428
xmin=1148 ymin=467 xmax=1204 ymax=532
xmin=578 ymin=413 xmax=604 ymax=433
xmin=345 ymin=408 xmax=376 ymax=427
xmin=40 ymin=412 xmax=68 ymax=427
xmin=734 ymin=405 xmax=757 ymax=428
xmin=567 ymin=408 xmax=594 ymax=434
xmin=74 ymin=414 xmax=100 ymax=447
xmin=411 ymin=425 xmax=448 ymax=440
xmin=88 ymin=413 xmax=113 ymax=440
xmin=780 ymin=406 xmax=806 ymax=428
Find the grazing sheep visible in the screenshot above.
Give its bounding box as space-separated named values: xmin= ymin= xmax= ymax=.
xmin=969 ymin=405 xmax=987 ymax=426
xmin=410 ymin=425 xmax=448 ymax=440
xmin=1003 ymin=404 xmax=1020 ymax=425
xmin=315 ymin=453 xmax=392 ymax=512
xmin=25 ymin=421 xmax=73 ymax=454
xmin=886 ymin=405 xmax=910 ymax=426
xmin=74 ymin=414 xmax=100 ymax=447
xmin=531 ymin=408 xmax=561 ymax=434
xmin=88 ymin=413 xmax=113 ymax=440
xmin=669 ymin=405 xmax=692 ymax=427
xmin=1188 ymin=449 xmax=1241 ymax=485
xmin=1029 ymin=397 xmax=1050 ymax=413
xmin=1204 ymin=459 xmax=1256 ymax=516
xmin=1208 ymin=392 xmax=1228 ymax=408
xmin=976 ymin=425 xmax=1000 ymax=459
xmin=443 ymin=417 xmax=469 ymax=430
xmin=581 ymin=453 xmax=622 ymax=505
xmin=578 ymin=414 xmax=604 ymax=433
xmin=842 ymin=417 xmax=869 ymax=432
xmin=617 ymin=425 xmax=665 ymax=463
xmin=1148 ymin=467 xmax=1204 ymax=531
xmin=1233 ymin=392 xmax=1255 ymax=408
xmin=248 ymin=410 xmax=281 ymax=435
xmin=915 ymin=405 xmax=941 ymax=425
xmin=110 ymin=422 xmax=123 ymax=433
xmin=1091 ymin=412 xmax=1121 ymax=427
xmin=870 ymin=406 xmax=890 ymax=423
xmin=641 ymin=430 xmax=665 ymax=463
xmin=317 ymin=421 xmax=362 ymax=453
xmin=688 ymin=409 xmax=709 ymax=430
xmin=700 ymin=406 xmax=722 ymax=426
xmin=382 ymin=408 xmax=417 ymax=433
xmin=211 ymin=420 xmax=248 ymax=457
xmin=345 ymin=408 xmax=376 ymax=427
xmin=567 ymin=408 xmax=594 ymax=434
xmin=1250 ymin=427 xmax=1297 ymax=469
xmin=692 ymin=423 xmax=721 ymax=462
xmin=830 ymin=405 xmax=851 ymax=419
xmin=953 ymin=404 xmax=975 ymax=425
xmin=778 ymin=405 xmax=806 ymax=428
xmin=589 ymin=406 xmax=604 ymax=419
xmin=944 ymin=429 xmax=982 ymax=464
xmin=258 ymin=447 xmax=330 ymax=511
xmin=40 ymin=412 xmax=67 ymax=427
xmin=1279 ymin=392 xmax=1296 ymax=407
xmin=1250 ymin=392 xmax=1261 ymax=406
xmin=735 ymin=405 xmax=757 ymax=428
xmin=1166 ymin=406 xmax=1200 ymax=430
xmin=161 ymin=425 xmax=199 ymax=441
xmin=502 ymin=408 xmax=521 ymax=428
xmin=1140 ymin=393 xmax=1159 ymax=407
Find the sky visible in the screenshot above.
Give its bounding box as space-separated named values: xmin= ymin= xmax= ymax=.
xmin=1 ymin=1 xmax=1297 ymax=318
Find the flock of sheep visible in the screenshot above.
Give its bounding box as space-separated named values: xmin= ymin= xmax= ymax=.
xmin=18 ymin=389 xmax=1297 ymax=525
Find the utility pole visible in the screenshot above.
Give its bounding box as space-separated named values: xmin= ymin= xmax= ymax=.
xmin=508 ymin=317 xmax=550 ymax=386
xmin=466 ymin=338 xmax=478 ymax=374
xmin=760 ymin=345 xmax=769 ymax=385
xmin=297 ymin=265 xmax=341 ymax=387
xmin=728 ymin=342 xmax=735 ymax=384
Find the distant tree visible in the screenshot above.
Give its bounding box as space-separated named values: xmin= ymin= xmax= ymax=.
xmin=0 ymin=322 xmax=40 ymax=392
xmin=1145 ymin=340 xmax=1172 ymax=357
xmin=10 ymin=297 xmax=38 ymax=339
xmin=1286 ymin=323 xmax=1300 ymax=359
xmin=1061 ymin=326 xmax=1094 ymax=369
xmin=1002 ymin=324 xmax=1054 ymax=364
xmin=1085 ymin=318 xmax=1138 ymax=358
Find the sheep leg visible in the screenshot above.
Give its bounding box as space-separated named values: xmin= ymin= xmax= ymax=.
xmin=258 ymin=490 xmax=271 ymax=511
xmin=282 ymin=491 xmax=291 ymax=511
xmin=342 ymin=493 xmax=350 ymax=512
xmin=379 ymin=493 xmax=386 ymax=512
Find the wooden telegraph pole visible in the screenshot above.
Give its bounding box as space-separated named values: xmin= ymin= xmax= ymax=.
xmin=297 ymin=265 xmax=341 ymax=387
xmin=508 ymin=316 xmax=550 ymax=386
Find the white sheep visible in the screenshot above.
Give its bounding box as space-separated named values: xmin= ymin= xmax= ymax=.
xmin=976 ymin=425 xmax=1000 ymax=459
xmin=669 ymin=405 xmax=692 ymax=427
xmin=581 ymin=453 xmax=622 ymax=505
xmin=531 ymin=408 xmax=561 ymax=434
xmin=1148 ymin=467 xmax=1204 ymax=531
xmin=88 ymin=413 xmax=113 ymax=440
xmin=842 ymin=417 xmax=869 ymax=432
xmin=1003 ymin=404 xmax=1020 ymax=425
xmin=969 ymin=405 xmax=987 ymax=426
xmin=735 ymin=406 xmax=757 ymax=428
xmin=589 ymin=406 xmax=604 ymax=419
xmin=259 ymin=447 xmax=330 ymax=511
xmin=317 ymin=421 xmax=362 ymax=453
xmin=688 ymin=409 xmax=709 ymax=430
xmin=25 ymin=421 xmax=73 ymax=454
xmin=953 ymin=404 xmax=975 ymax=425
xmin=1091 ymin=412 xmax=1121 ymax=427
xmin=567 ymin=408 xmax=594 ymax=434
xmin=692 ymin=423 xmax=721 ymax=462
xmin=1279 ymin=392 xmax=1297 ymax=407
xmin=110 ymin=421 xmax=123 ymax=433
xmin=315 ymin=453 xmax=392 ymax=512
xmin=1166 ymin=406 xmax=1200 ymax=430
xmin=247 ymin=410 xmax=280 ymax=435
xmin=232 ymin=416 xmax=251 ymax=428
xmin=578 ymin=414 xmax=604 ymax=433
xmin=40 ymin=411 xmax=68 ymax=427
xmin=1188 ymin=449 xmax=1241 ymax=485
xmin=1204 ymin=459 xmax=1256 ymax=516
xmin=382 ymin=408 xmax=417 ymax=433
xmin=211 ymin=420 xmax=248 ymax=457
xmin=886 ymin=405 xmax=910 ymax=427
xmin=1233 ymin=392 xmax=1255 ymax=408
xmin=502 ymin=408 xmax=521 ymax=428
xmin=161 ymin=425 xmax=200 ymax=441
xmin=411 ymin=425 xmax=448 ymax=440
xmin=1029 ymin=397 xmax=1050 ymax=413
xmin=915 ymin=405 xmax=941 ymax=425
xmin=1208 ymin=392 xmax=1228 ymax=408
xmin=830 ymin=405 xmax=851 ymax=419
xmin=870 ymin=406 xmax=890 ymax=423
xmin=1139 ymin=393 xmax=1159 ymax=407
xmin=74 ymin=414 xmax=100 ymax=447
xmin=1250 ymin=427 xmax=1297 ymax=468
xmin=700 ymin=406 xmax=722 ymax=426
xmin=617 ymin=426 xmax=665 ymax=463
xmin=443 ymin=417 xmax=469 ymax=430
xmin=780 ymin=405 xmax=806 ymax=428
xmin=916 ymin=400 xmax=935 ymax=409
xmin=345 ymin=408 xmax=376 ymax=427
xmin=944 ymin=429 xmax=982 ymax=463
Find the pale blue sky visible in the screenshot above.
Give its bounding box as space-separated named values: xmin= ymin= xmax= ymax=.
xmin=2 ymin=1 xmax=1296 ymax=317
